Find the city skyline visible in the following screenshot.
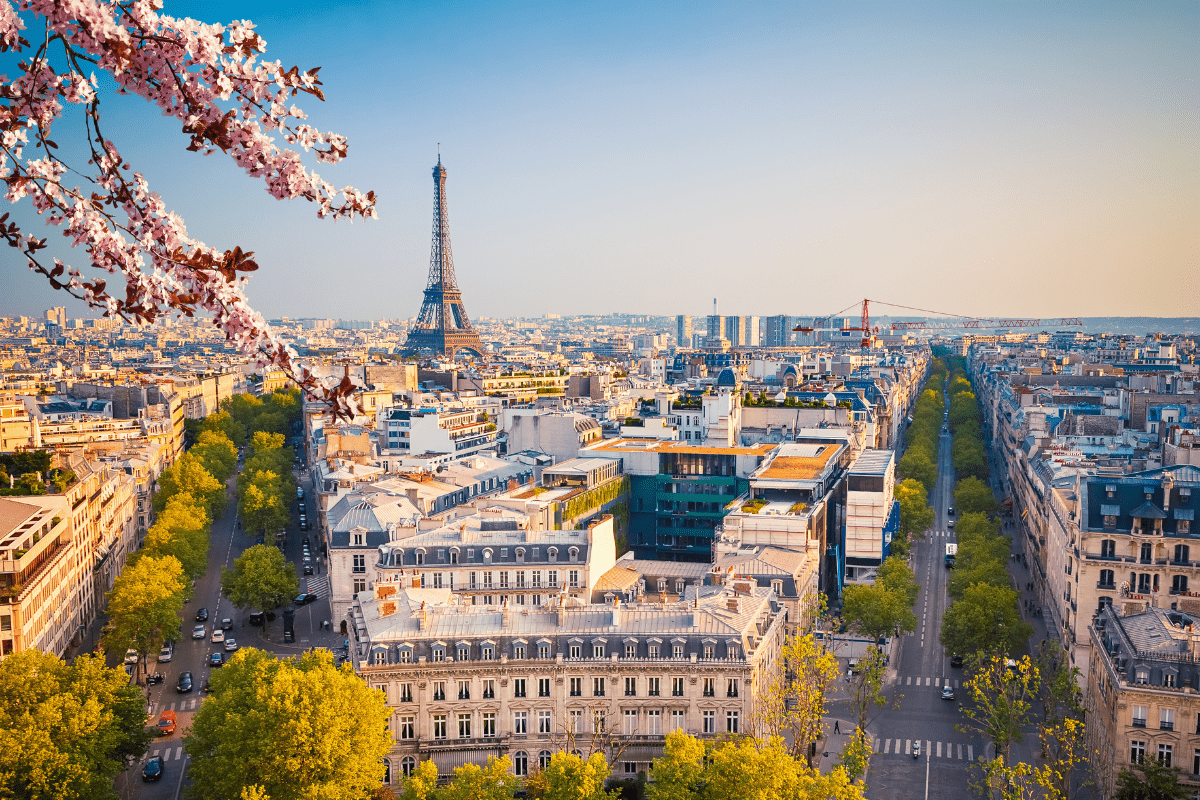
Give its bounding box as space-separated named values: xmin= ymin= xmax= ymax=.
xmin=0 ymin=1 xmax=1196 ymax=322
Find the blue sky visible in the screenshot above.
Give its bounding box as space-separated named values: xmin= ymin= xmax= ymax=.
xmin=3 ymin=1 xmax=1197 ymax=320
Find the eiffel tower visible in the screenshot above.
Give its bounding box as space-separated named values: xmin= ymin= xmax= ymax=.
xmin=404 ymin=155 xmax=485 ymax=358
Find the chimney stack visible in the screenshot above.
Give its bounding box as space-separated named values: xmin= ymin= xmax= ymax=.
xmin=612 ymin=597 xmax=621 ymax=627
xmin=418 ymin=601 xmax=429 ymax=631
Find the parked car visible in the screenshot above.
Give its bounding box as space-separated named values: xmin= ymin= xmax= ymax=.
xmin=155 ymin=710 xmax=177 ymax=737
xmin=296 ymin=487 xmax=304 ymax=499
xmin=847 ymin=659 xmax=860 ymax=675
xmin=124 ymin=648 xmax=139 ymax=665
xmin=142 ymin=755 xmax=164 ymax=782
xmin=200 ymin=677 xmax=211 ymax=694
xmin=146 ymin=672 xmax=164 ymax=685
xmin=224 ymin=639 xmax=238 ymax=652
xmin=221 ymin=618 xmax=233 ymax=631
xmin=210 ymin=652 xmax=224 ymax=668
xmin=255 ymin=535 xmax=264 ymax=545
xmin=157 ymin=644 xmax=172 ymax=663
xmin=303 ymin=564 xmax=314 ymax=576
xmin=302 ymin=536 xmax=310 ymax=546
xmin=176 ymin=671 xmax=193 ymax=693
xmin=941 ymin=685 xmax=955 ymax=701
xmin=211 ymin=629 xmax=225 ymax=643
xmin=950 ymin=654 xmax=964 ymax=668
xmin=195 ymin=608 xmax=209 ymax=622
xmin=192 ymin=624 xmax=206 ymax=639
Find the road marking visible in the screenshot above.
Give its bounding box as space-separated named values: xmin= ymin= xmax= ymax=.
xmin=152 ymin=749 xmax=160 ymax=758
xmin=905 ymin=739 xmax=911 ymax=755
xmin=907 ymin=676 xmax=912 ymax=685
xmin=937 ymin=741 xmax=942 ymax=757
xmin=169 ymin=701 xmax=176 ymax=711
xmin=968 ymin=745 xmax=974 ymax=761
xmin=175 ymin=747 xmax=182 ymax=761
xmin=884 ymin=739 xmax=892 ymax=753
xmin=957 ymin=743 xmax=963 ymax=760
xmin=163 ymin=748 xmax=171 ymax=762
xmin=873 ymin=738 xmax=881 ymax=753
xmin=925 ymin=677 xmax=931 ymax=686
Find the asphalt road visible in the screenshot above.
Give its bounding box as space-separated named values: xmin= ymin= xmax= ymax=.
xmin=849 ymin=388 xmax=984 ymax=800
xmin=119 ymin=448 xmax=342 ymax=799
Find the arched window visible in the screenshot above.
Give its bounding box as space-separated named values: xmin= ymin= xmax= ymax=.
xmin=548 ymin=547 xmax=558 ymax=563
xmin=401 ymin=756 xmax=416 ymax=777
xmin=568 ymin=547 xmax=579 ymax=562
xmin=513 ymin=751 xmax=528 ymax=776
xmin=383 ymin=760 xmax=391 ymax=784
xmin=538 ymin=750 xmax=552 ymax=770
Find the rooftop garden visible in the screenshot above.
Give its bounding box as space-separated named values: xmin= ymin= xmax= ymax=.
xmin=741 ymin=498 xmax=767 ymax=514
xmin=0 ymin=452 xmax=76 ymax=496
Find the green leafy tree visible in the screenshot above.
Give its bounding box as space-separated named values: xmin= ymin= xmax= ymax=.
xmin=841 ymin=577 xmax=918 ymax=643
xmin=138 ymin=493 xmax=211 ymax=579
xmin=646 ymin=731 xmax=706 ymax=800
xmin=940 ymin=583 xmax=1032 ymax=658
xmin=185 ymin=648 xmax=392 ymax=800
xmin=877 ymin=555 xmax=919 ymax=607
xmin=897 ymin=448 xmax=937 ymax=495
xmin=154 ymin=451 xmax=225 ymax=516
xmin=749 ymin=633 xmax=841 ymax=762
xmin=201 ymin=409 xmax=247 ymax=447
xmin=838 ymin=726 xmax=873 ymax=785
xmin=437 ymin=756 xmax=517 ymax=800
xmin=847 ymin=646 xmax=892 ymax=732
xmin=955 ymin=476 xmax=998 ymax=517
xmin=103 ymin=555 xmax=186 ymax=681
xmin=525 ymin=751 xmax=615 ymax=800
xmin=1114 ymin=756 xmax=1191 ymax=800
xmin=896 ymin=478 xmax=935 ymax=539
xmin=221 ymin=545 xmax=298 ymax=638
xmin=238 ymin=476 xmax=288 ymax=538
xmin=957 ymin=654 xmax=1039 ymax=766
xmin=191 ymin=430 xmax=238 ymax=483
xmin=394 ymin=760 xmax=439 ymax=800
xmin=0 ymin=650 xmax=152 ymax=800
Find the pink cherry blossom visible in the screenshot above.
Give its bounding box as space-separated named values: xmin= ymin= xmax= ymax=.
xmin=0 ymin=0 xmax=373 ymax=417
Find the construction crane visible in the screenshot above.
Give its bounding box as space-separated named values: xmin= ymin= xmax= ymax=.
xmin=794 ymin=298 xmax=1083 ymax=345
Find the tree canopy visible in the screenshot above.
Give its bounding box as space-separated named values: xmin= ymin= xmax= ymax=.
xmin=136 ymin=492 xmax=211 ymax=579
xmin=0 ymin=650 xmax=152 ymax=800
xmin=154 ymin=451 xmax=226 ymax=517
xmin=103 ymin=554 xmax=186 ymax=681
xmin=940 ymin=582 xmax=1032 ymax=658
xmin=840 ymin=556 xmax=919 ymax=643
xmin=221 ymin=545 xmax=298 ymax=636
xmin=185 ymin=649 xmax=392 ymax=800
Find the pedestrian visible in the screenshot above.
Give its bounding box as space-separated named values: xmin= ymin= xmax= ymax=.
xmin=834 ymin=720 xmax=840 ymax=734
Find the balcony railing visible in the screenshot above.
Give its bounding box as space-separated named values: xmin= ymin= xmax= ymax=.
xmin=1132 ymin=719 xmax=1146 ymax=728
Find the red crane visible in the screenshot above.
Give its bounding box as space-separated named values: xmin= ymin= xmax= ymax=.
xmin=794 ymin=299 xmax=1083 ymax=344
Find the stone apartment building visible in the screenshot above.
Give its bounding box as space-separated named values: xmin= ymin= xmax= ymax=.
xmin=1087 ymin=604 xmax=1200 ymax=799
xmin=347 ymin=579 xmax=787 ymax=781
xmin=0 ymin=453 xmax=136 ymax=659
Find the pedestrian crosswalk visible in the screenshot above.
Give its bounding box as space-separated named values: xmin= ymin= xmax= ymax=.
xmin=928 ymin=530 xmax=956 ymax=538
xmin=147 ymin=698 xmax=201 ymax=715
xmin=874 ymin=738 xmax=974 ymax=761
xmin=305 ymin=574 xmax=331 ymax=599
xmin=146 ymin=746 xmax=185 ymax=762
xmin=900 ymin=676 xmax=962 ymax=688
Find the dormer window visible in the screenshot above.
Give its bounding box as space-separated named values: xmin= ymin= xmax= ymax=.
xmin=483 ymin=549 xmax=492 ymax=563
xmin=449 ymin=550 xmax=458 ymax=565
xmin=569 ymin=547 xmax=579 ymax=562
xmin=354 ymin=534 xmax=364 ymax=546
xmin=548 ymin=548 xmax=557 ymax=563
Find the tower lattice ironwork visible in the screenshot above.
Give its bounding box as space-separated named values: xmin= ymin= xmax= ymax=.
xmin=404 ymin=155 xmax=484 ymax=358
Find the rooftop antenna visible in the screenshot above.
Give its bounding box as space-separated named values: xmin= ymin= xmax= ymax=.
xmin=437 ymin=143 xmax=440 ymax=163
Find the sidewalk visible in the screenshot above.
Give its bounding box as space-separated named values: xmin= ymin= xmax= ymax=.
xmin=815 ymin=717 xmax=859 ymax=773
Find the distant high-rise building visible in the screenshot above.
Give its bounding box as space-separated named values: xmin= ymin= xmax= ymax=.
xmin=707 ymin=314 xmax=725 ymax=340
xmin=676 ymin=315 xmax=693 ymax=348
xmin=726 ymin=316 xmax=745 ymax=347
xmin=743 ymin=316 xmax=760 ymax=347
xmin=764 ymin=315 xmax=791 ymax=347
xmin=44 ymin=306 xmax=65 ymax=326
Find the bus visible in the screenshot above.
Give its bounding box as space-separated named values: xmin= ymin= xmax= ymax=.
xmin=945 ymin=543 xmax=957 ymax=568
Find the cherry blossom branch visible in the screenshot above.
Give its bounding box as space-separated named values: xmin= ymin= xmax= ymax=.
xmin=0 ymin=0 xmax=375 ymax=418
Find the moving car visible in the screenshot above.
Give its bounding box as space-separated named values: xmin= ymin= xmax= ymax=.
xmin=195 ymin=608 xmax=209 ymax=622
xmin=950 ymin=654 xmax=964 ymax=668
xmin=948 ymin=519 xmax=955 ymax=529
xmin=248 ymin=610 xmax=277 ymax=626
xmin=941 ymin=685 xmax=955 ymax=701
xmin=192 ymin=624 xmax=206 ymax=639
xmin=142 ymin=755 xmax=164 ymax=782
xmin=303 ymin=564 xmax=314 ymax=576
xmin=948 ymin=506 xmax=955 ymax=516
xmin=294 ymin=593 xmax=317 ymax=606
xmin=211 ymin=629 xmax=225 ymax=643
xmin=157 ymin=644 xmax=172 ymax=663
xmin=221 ymin=618 xmax=233 ymax=631
xmin=176 ymin=671 xmax=193 ymax=693
xmin=224 ymin=638 xmax=238 ymax=652
xmin=210 ymin=652 xmax=224 ymax=668
xmin=155 ymin=710 xmax=177 ymax=737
